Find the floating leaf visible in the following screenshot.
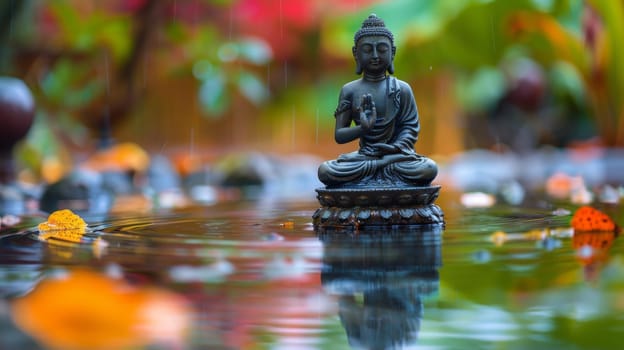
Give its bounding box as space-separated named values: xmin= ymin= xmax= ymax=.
xmin=38 ymin=209 xmax=88 ymax=243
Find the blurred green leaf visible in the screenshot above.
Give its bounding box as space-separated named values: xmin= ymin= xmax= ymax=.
xmin=456 ymin=67 xmax=506 ymax=112
xmin=199 ymin=71 xmax=227 ymax=116
xmin=399 ymin=0 xmax=541 ymax=72
xmin=94 ymin=17 xmax=132 ymax=62
xmin=40 ymin=59 xmax=104 ymax=108
xmin=236 ymin=71 xmax=269 ymax=105
xmin=165 ymin=20 xmax=187 ymax=42
xmin=21 ymin=112 xmax=62 ymax=158
xmin=49 ymin=1 xmax=131 ymax=62
xmin=549 ymin=61 xmax=586 ymax=107
xmin=192 ymin=60 xmax=215 ymax=80
xmin=49 ymin=0 xmax=80 ymax=40
xmin=186 ymin=27 xmax=220 ymax=61
xmin=238 ymin=38 xmax=273 ymax=65
xmin=587 ymin=0 xmax=624 ymax=142
xmin=322 ymin=0 xmax=502 ymax=61
xmin=218 ymin=42 xmax=239 ymax=62
xmin=40 ymin=59 xmax=75 ymax=101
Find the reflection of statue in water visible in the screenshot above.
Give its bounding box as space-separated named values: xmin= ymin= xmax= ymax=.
xmin=318 ymin=14 xmax=437 ymax=188
xmin=320 ymin=228 xmax=442 ymax=349
xmin=338 ymin=288 xmax=423 ymax=349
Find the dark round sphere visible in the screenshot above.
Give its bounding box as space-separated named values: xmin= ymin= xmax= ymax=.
xmin=0 ymin=77 xmax=35 ymax=149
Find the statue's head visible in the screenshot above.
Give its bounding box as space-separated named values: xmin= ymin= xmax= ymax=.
xmin=353 ymin=14 xmax=396 ymax=75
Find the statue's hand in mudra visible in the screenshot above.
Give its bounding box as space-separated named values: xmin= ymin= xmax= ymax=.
xmin=357 ymin=93 xmax=376 ymax=132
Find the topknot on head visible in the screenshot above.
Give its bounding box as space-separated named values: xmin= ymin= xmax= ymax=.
xmin=353 ymin=13 xmax=394 ymax=46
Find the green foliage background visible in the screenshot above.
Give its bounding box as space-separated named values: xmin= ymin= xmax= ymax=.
xmin=1 ymin=0 xmax=623 ymax=177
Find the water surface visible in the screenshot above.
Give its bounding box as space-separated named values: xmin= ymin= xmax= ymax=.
xmin=0 ymin=192 xmax=622 ymax=349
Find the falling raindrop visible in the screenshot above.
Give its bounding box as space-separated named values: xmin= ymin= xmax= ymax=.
xmin=159 ymin=141 xmax=168 ymax=156
xmin=172 ymin=0 xmax=177 ymax=23
xmin=193 ymin=0 xmax=199 ymax=28
xmin=143 ymin=53 xmax=148 ymax=88
xmin=315 ymin=108 xmax=319 ymax=144
xmin=266 ymin=64 xmax=271 ymax=89
xmin=8 ymin=0 xmax=14 ymax=38
xmin=490 ymin=15 xmax=496 ymax=52
xmin=284 ymin=61 xmax=288 ymax=89
xmin=189 ymin=128 xmax=195 ymax=159
xmin=102 ymin=53 xmax=112 ymax=146
xmin=228 ymin=3 xmax=233 ymax=41
xmin=279 ymin=0 xmax=284 ymax=39
xmin=103 ymin=53 xmax=110 ymax=97
xmin=291 ymin=106 xmax=296 ymax=150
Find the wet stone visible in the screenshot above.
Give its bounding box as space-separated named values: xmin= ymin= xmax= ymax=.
xmin=39 ymin=169 xmax=114 ymax=218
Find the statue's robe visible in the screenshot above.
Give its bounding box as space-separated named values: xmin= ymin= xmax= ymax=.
xmin=318 ymin=76 xmax=437 ymax=187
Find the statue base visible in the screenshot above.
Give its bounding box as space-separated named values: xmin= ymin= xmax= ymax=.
xmin=313 ymin=185 xmax=444 ymax=230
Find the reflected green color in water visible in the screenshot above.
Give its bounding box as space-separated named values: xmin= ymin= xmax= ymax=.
xmin=0 ymin=195 xmax=622 ymax=349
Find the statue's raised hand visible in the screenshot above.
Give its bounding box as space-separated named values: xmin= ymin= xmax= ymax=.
xmin=357 ymin=93 xmax=377 ymax=132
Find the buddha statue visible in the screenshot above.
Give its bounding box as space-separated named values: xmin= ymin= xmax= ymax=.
xmin=313 ymin=14 xmax=443 ymax=229
xmin=318 ymin=14 xmax=437 ymax=188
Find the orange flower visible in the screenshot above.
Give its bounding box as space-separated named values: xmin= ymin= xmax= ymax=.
xmin=11 ymin=269 xmax=190 ymax=350
xmin=570 ymin=206 xmax=617 ymax=232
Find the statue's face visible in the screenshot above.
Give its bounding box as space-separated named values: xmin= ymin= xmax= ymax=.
xmin=355 ymin=35 xmax=393 ymax=75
